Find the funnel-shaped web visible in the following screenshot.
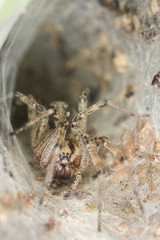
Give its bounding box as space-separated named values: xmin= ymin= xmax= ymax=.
xmin=0 ymin=0 xmax=160 ymax=239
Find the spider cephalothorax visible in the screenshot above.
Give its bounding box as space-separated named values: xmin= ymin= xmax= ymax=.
xmin=11 ymin=89 xmax=147 ymax=231
xmin=54 ymin=141 xmax=80 ymax=179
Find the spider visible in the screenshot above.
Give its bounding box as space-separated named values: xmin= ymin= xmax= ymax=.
xmin=11 ymin=89 xmax=147 ymax=231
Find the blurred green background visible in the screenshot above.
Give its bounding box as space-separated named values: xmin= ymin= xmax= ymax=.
xmin=0 ymin=0 xmax=30 ymax=24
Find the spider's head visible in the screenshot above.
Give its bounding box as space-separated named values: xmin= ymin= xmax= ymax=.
xmin=59 ymin=152 xmax=71 ymax=165
xmin=54 ymin=141 xmax=73 ymax=179
xmin=59 ymin=141 xmax=72 ymax=165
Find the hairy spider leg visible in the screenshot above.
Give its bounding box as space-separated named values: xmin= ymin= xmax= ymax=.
xmin=72 ymin=98 xmax=149 ymax=125
xmin=94 ymin=136 xmax=144 ymax=215
xmin=63 ymin=133 xmax=92 ymax=198
xmin=40 ymin=124 xmax=67 ymax=204
xmin=78 ymin=88 xmax=90 ymax=133
xmin=11 ymin=109 xmax=56 ymax=135
xmin=81 ymin=134 xmax=104 ymax=232
xmin=15 ymin=91 xmax=46 ymax=112
xmin=63 ymin=168 xmax=82 ymax=198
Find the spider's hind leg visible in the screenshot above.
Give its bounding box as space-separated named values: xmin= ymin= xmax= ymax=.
xmin=81 ymin=134 xmax=104 ymax=232
xmin=94 ymin=136 xmax=144 ymax=215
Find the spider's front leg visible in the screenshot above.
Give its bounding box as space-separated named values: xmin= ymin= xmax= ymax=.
xmin=94 ymin=136 xmax=144 ymax=215
xmin=40 ymin=124 xmax=67 ymax=204
xmin=72 ymin=98 xmax=149 ymax=126
xmin=64 ymin=169 xmax=82 ymax=198
xmin=14 ymin=91 xmax=46 ymax=112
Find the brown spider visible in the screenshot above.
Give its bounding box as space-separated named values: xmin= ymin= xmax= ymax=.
xmin=11 ymin=89 xmax=147 ymax=231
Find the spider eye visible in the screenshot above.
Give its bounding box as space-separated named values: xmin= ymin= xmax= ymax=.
xmin=60 ymin=153 xmax=71 ymax=161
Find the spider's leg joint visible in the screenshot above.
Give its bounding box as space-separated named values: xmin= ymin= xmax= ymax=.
xmin=73 ymin=115 xmax=82 ymax=122
xmin=100 ymin=99 xmax=108 ymax=107
xmin=119 ymin=155 xmax=127 ymax=162
xmin=36 ymin=105 xmax=45 ymax=112
xmin=71 ymin=122 xmax=78 ymax=128
xmin=63 ymin=192 xmax=70 ymax=199
xmin=81 ymin=134 xmax=89 ymax=144
xmin=78 ymin=95 xmax=87 ymax=103
xmin=95 ymin=136 xmax=108 ymax=146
